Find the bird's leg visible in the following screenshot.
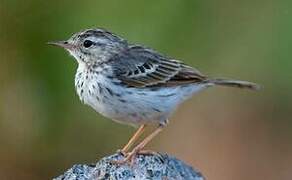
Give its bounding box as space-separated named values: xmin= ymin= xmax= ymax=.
xmin=119 ymin=124 xmax=146 ymax=155
xmin=115 ymin=124 xmax=164 ymax=165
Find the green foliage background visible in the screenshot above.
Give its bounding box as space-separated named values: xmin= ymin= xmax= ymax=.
xmin=0 ymin=0 xmax=291 ymax=179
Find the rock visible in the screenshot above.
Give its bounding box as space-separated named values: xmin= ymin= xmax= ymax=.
xmin=54 ymin=153 xmax=204 ymax=180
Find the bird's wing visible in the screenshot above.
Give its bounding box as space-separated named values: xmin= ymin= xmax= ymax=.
xmin=110 ymin=45 xmax=207 ymax=88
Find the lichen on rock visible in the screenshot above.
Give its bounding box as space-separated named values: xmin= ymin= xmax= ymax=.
xmin=54 ymin=153 xmax=204 ymax=180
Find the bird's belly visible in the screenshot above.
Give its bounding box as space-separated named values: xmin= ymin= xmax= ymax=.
xmin=77 ymin=76 xmax=207 ymax=126
xmin=81 ymin=87 xmax=167 ymax=126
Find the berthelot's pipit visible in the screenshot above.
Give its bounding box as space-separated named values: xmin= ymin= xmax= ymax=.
xmin=49 ymin=28 xmax=259 ymax=164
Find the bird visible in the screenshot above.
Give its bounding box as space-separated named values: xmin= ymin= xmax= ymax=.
xmin=48 ymin=28 xmax=259 ymax=164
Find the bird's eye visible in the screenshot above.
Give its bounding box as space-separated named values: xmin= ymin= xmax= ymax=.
xmin=83 ymin=40 xmax=94 ymax=48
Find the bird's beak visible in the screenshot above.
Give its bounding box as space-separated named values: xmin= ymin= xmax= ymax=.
xmin=47 ymin=41 xmax=74 ymax=50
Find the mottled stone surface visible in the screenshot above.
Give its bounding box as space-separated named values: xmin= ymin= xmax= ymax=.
xmin=54 ymin=153 xmax=204 ymax=180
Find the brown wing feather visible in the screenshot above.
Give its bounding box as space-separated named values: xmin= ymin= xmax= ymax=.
xmin=111 ymin=45 xmax=207 ymax=88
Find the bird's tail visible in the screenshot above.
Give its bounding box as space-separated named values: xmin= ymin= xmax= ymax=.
xmin=206 ymin=78 xmax=260 ymax=90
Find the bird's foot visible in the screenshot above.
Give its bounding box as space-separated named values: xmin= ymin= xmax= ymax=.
xmin=112 ymin=125 xmax=163 ymax=166
xmin=112 ymin=146 xmax=141 ymax=166
xmin=116 ymin=149 xmax=127 ymax=156
xmin=137 ymin=149 xmax=159 ymax=156
xmin=112 ymin=148 xmax=159 ymax=166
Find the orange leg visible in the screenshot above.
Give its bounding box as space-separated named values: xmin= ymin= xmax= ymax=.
xmin=116 ymin=125 xmax=164 ymax=165
xmin=120 ymin=124 xmax=146 ymax=154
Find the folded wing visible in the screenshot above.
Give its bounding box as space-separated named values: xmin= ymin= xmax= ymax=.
xmin=110 ymin=45 xmax=207 ymax=88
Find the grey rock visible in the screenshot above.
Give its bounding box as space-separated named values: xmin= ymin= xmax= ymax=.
xmin=54 ymin=153 xmax=204 ymax=180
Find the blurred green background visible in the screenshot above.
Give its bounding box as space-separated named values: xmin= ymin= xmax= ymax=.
xmin=0 ymin=0 xmax=291 ymax=179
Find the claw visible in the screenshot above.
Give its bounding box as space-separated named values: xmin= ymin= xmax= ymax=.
xmin=112 ymin=146 xmax=141 ymax=165
xmin=111 ymin=153 xmax=135 ymax=165
xmin=116 ymin=149 xmax=127 ymax=156
xmin=112 ymin=149 xmax=160 ymax=166
xmin=138 ymin=150 xmax=159 ymax=156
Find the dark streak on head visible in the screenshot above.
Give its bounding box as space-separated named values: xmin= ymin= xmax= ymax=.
xmin=157 ymin=93 xmax=176 ymax=97
xmin=73 ymin=28 xmax=126 ymax=44
xmin=118 ymin=99 xmax=127 ymax=103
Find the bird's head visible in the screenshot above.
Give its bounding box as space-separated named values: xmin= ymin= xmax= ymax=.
xmin=49 ymin=28 xmax=127 ymax=66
